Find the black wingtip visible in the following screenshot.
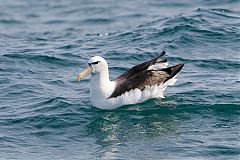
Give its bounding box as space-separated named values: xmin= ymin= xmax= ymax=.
xmin=163 ymin=63 xmax=184 ymax=83
xmin=153 ymin=50 xmax=166 ymax=61
xmin=171 ymin=63 xmax=184 ymax=77
xmin=159 ymin=50 xmax=166 ymax=57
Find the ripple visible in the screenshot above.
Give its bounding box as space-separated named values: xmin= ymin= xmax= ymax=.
xmin=81 ymin=18 xmax=114 ymax=24
xmin=44 ymin=20 xmax=65 ymax=24
xmin=0 ymin=1 xmax=240 ymax=159
xmin=0 ymin=19 xmax=24 ymax=24
xmin=3 ymin=53 xmax=77 ymax=67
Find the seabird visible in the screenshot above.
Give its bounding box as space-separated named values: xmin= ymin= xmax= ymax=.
xmin=77 ymin=51 xmax=184 ymax=110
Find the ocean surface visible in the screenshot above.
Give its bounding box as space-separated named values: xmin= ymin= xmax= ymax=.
xmin=0 ymin=0 xmax=240 ymax=159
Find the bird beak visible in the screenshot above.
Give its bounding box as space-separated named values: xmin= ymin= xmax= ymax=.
xmin=77 ymin=65 xmax=92 ymax=81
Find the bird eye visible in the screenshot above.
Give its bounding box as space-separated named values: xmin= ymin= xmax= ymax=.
xmin=91 ymin=61 xmax=100 ymax=65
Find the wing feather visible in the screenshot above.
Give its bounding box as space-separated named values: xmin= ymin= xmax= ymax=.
xmin=109 ymin=63 xmax=184 ymax=98
xmin=114 ymin=51 xmax=166 ymax=82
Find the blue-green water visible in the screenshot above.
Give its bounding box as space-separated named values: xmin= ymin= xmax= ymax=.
xmin=0 ymin=0 xmax=240 ymax=159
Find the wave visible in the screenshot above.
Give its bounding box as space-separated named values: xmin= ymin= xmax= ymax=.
xmin=3 ymin=53 xmax=79 ymax=67
xmin=111 ymin=8 xmax=240 ymax=49
xmin=0 ymin=19 xmax=24 ymax=24
xmin=81 ymin=18 xmax=114 ymax=24
xmin=0 ymin=96 xmax=91 ymax=128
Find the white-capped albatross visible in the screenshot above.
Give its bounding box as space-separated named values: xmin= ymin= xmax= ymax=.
xmin=77 ymin=51 xmax=184 ymax=110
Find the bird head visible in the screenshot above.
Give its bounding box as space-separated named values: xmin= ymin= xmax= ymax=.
xmin=77 ymin=56 xmax=108 ymax=81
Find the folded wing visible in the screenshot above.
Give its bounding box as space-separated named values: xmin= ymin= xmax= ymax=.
xmin=109 ymin=63 xmax=184 ymax=98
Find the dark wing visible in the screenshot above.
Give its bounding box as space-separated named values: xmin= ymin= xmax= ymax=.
xmin=114 ymin=51 xmax=166 ymax=82
xmin=109 ymin=63 xmax=184 ymax=98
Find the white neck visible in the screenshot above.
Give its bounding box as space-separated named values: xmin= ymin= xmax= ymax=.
xmin=90 ymin=68 xmax=116 ymax=99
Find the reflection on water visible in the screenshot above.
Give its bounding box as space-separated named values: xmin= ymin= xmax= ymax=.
xmin=86 ymin=100 xmax=180 ymax=158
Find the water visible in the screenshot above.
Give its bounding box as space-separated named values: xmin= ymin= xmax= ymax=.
xmin=0 ymin=0 xmax=240 ymax=159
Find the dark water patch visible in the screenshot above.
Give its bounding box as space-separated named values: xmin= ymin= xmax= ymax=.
xmin=118 ymin=13 xmax=145 ymax=19
xmin=26 ymin=36 xmax=49 ymax=42
xmin=61 ymin=8 xmax=81 ymax=15
xmin=25 ymin=13 xmax=40 ymax=18
xmin=44 ymin=20 xmax=65 ymax=24
xmin=58 ymin=44 xmax=79 ymax=50
xmin=3 ymin=53 xmax=77 ymax=67
xmin=148 ymin=1 xmax=192 ymax=7
xmin=81 ymin=18 xmax=114 ymax=24
xmin=0 ymin=19 xmax=24 ymax=24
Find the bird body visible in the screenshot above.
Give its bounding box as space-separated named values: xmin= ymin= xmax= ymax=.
xmin=77 ymin=51 xmax=184 ymax=110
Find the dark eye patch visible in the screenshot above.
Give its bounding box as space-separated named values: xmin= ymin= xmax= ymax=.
xmin=91 ymin=61 xmax=100 ymax=65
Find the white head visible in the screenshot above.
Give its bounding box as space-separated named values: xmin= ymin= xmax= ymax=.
xmin=88 ymin=56 xmax=108 ymax=74
xmin=77 ymin=56 xmax=108 ymax=81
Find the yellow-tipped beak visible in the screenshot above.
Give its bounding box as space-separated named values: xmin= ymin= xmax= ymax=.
xmin=77 ymin=65 xmax=92 ymax=81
